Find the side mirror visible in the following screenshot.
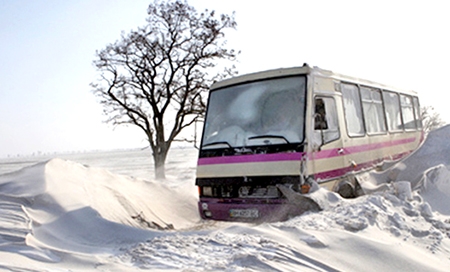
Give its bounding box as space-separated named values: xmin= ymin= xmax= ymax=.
xmin=314 ymin=98 xmax=328 ymax=130
xmin=312 ymin=97 xmax=340 ymax=149
xmin=194 ymin=118 xmax=203 ymax=150
xmin=313 ymin=98 xmax=329 ymax=151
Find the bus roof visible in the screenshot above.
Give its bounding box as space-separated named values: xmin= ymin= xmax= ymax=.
xmin=211 ymin=64 xmax=417 ymax=96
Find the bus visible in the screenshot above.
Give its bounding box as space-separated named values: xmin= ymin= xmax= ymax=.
xmin=195 ymin=64 xmax=423 ymax=222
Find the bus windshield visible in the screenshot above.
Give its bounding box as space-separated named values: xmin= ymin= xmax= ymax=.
xmin=201 ymin=76 xmax=307 ymax=150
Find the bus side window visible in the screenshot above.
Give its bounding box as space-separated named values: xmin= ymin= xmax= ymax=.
xmin=383 ymin=91 xmax=403 ymax=132
xmin=400 ymin=94 xmax=416 ymax=130
xmin=361 ymin=87 xmax=387 ymax=134
xmin=313 ymin=97 xmax=339 ymax=146
xmin=341 ymin=83 xmax=365 ymax=136
xmin=413 ymin=97 xmax=423 ymax=129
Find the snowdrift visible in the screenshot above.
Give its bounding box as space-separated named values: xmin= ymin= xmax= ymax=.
xmin=0 ymin=157 xmax=200 ymax=270
xmin=1 ymin=127 xmax=450 ymax=271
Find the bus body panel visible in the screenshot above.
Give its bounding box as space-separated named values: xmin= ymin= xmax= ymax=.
xmin=310 ymin=133 xmax=421 ymax=179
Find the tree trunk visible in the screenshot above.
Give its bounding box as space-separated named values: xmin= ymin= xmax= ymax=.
xmin=153 ymin=145 xmax=169 ymax=180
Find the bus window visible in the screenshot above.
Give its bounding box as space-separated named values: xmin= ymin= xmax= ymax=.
xmin=361 ymin=87 xmax=387 ymax=134
xmin=400 ymin=94 xmax=416 ymax=130
xmin=341 ymin=83 xmax=365 ymax=137
xmin=313 ymin=97 xmax=339 ymax=146
xmin=413 ymin=97 xmax=423 ymax=129
xmin=202 ymin=76 xmax=307 ymax=148
xmin=383 ymin=91 xmax=403 ymax=132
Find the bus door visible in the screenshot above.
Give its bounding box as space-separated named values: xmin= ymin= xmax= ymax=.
xmin=337 ymin=83 xmax=368 ymax=197
xmin=310 ymin=96 xmax=344 ymax=189
xmin=340 ymin=83 xmax=368 ymax=172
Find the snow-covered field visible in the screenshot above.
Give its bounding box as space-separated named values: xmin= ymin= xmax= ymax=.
xmin=1 ymin=127 xmax=450 ymax=271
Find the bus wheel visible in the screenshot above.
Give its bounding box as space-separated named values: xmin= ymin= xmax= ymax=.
xmin=337 ymin=180 xmax=355 ymax=198
xmin=336 ymin=176 xmax=364 ymax=198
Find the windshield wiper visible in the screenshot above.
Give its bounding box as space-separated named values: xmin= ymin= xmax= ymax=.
xmin=202 ymin=141 xmax=233 ymax=149
xmin=248 ymin=135 xmax=290 ymax=144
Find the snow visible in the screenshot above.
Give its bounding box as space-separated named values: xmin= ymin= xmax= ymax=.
xmin=1 ymin=127 xmax=450 ymax=271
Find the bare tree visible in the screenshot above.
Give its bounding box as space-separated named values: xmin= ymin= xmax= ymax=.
xmin=91 ymin=0 xmax=238 ymax=179
xmin=421 ymin=105 xmax=446 ymax=134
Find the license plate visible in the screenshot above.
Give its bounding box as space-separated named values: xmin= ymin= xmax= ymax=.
xmin=229 ymin=209 xmax=259 ymax=218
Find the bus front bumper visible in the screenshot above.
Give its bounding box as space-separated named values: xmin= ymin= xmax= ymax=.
xmin=198 ymin=198 xmax=302 ymax=222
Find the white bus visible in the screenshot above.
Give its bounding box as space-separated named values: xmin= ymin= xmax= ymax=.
xmin=196 ymin=64 xmax=423 ymax=221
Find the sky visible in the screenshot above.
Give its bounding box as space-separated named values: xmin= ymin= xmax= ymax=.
xmin=1 ymin=0 xmax=449 ymax=157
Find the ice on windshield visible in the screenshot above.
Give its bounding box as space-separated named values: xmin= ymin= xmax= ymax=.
xmin=202 ymin=76 xmax=306 ymax=148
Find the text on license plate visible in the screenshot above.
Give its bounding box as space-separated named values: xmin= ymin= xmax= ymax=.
xmin=229 ymin=209 xmax=259 ymax=218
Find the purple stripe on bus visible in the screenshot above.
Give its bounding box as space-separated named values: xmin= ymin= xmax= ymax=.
xmin=198 ymin=137 xmax=417 ymax=166
xmin=197 ymin=152 xmax=305 ymax=166
xmin=311 ymin=137 xmax=416 ymax=160
xmin=314 ymin=151 xmax=413 ymax=180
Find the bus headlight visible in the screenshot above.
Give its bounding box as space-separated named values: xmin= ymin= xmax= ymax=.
xmin=201 ymin=203 xmax=212 ymax=218
xmin=203 ymin=210 xmax=213 ymax=218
